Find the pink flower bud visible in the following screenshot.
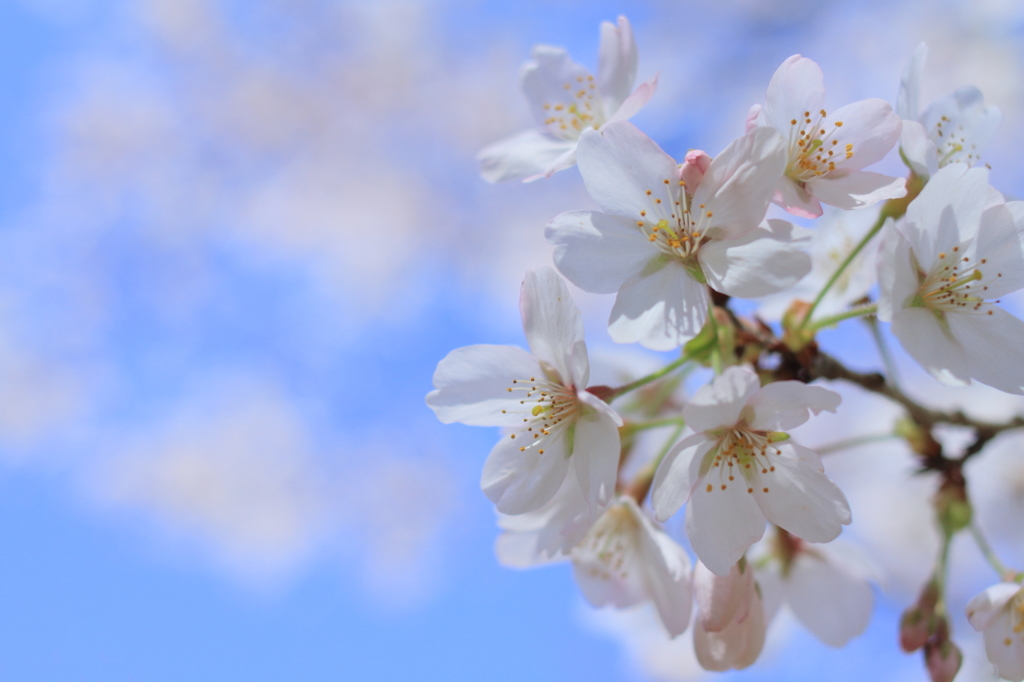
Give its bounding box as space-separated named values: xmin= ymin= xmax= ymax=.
xmin=680 ymin=150 xmax=712 ymax=189
xmin=924 ymin=638 xmax=962 ymax=682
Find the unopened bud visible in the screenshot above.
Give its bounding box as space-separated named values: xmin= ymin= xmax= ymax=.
xmin=781 ymin=300 xmax=814 ymax=352
xmin=923 ymin=620 xmax=962 ymax=682
xmin=934 ymin=478 xmax=972 ymax=538
xmin=894 ymin=416 xmax=941 ymax=458
xmin=900 ymin=580 xmax=939 ymax=652
xmin=680 ymin=150 xmax=712 ymax=189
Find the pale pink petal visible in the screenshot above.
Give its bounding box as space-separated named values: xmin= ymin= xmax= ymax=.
xmin=494 ymin=531 xmax=565 ymax=569
xmin=532 ymin=145 xmax=578 ymax=181
xmin=745 ymin=104 xmax=761 ymax=133
xmin=426 ymin=344 xmax=543 ymax=426
xmin=597 ymin=16 xmax=637 ymax=113
xmin=899 ymin=120 xmax=935 ymax=178
xmin=972 ymin=203 xmax=1024 ymax=298
xmin=692 ymin=127 xmax=787 ymax=241
xmin=546 ymin=210 xmax=659 ymax=294
xmin=693 ymin=561 xmax=749 ymax=633
xmin=680 ymin=150 xmax=712 ymax=189
xmin=966 ymin=583 xmax=1020 ymax=632
xmin=761 ymin=55 xmax=825 ymax=132
xmin=775 ymin=177 xmax=823 ymax=218
xmin=897 ymin=43 xmax=927 ymax=121
xmin=921 ymin=87 xmax=1002 ymax=168
xmin=687 ymin=469 xmax=766 ymax=576
xmin=903 ymin=164 xmax=992 ymax=263
xmin=783 ymin=552 xmax=873 ymax=647
xmin=981 ymin=610 xmax=1024 ymax=682
xmin=605 ymin=74 xmax=658 ymax=125
xmin=652 ymin=434 xmax=715 ymax=522
xmin=876 ymin=222 xmax=917 ymax=322
xmin=635 ymin=504 xmax=694 ymax=637
xmin=699 ymin=219 xmax=812 ymax=298
xmin=481 ymin=427 xmax=571 ymax=514
xmin=520 ymin=267 xmax=587 ymax=387
xmin=607 ymin=260 xmax=708 ymax=351
xmin=818 ymin=99 xmax=902 ymax=171
xmin=744 ymin=381 xmax=841 ymax=431
xmin=891 ymin=307 xmax=971 ymax=386
xmin=752 ymin=442 xmax=851 ymax=543
xmin=948 ymin=306 xmax=1024 ymax=395
xmin=573 ymin=408 xmax=622 ymax=511
xmin=734 ymin=592 xmax=768 ymax=669
xmin=684 ymin=365 xmax=761 ymax=433
xmin=521 ymin=45 xmax=599 ymax=140
xmin=806 ymin=169 xmax=906 ymax=211
xmin=576 ymin=122 xmax=681 ymax=220
xmin=478 ymin=129 xmax=576 ymax=183
xmin=572 ymin=504 xmax=648 ymax=609
xmin=693 ymin=584 xmax=766 ymax=671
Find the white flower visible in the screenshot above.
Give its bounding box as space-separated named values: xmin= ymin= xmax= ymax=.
xmin=897 ymin=43 xmax=1001 ymax=179
xmin=426 ymin=267 xmax=622 ymax=514
xmin=757 ymin=537 xmax=877 ymax=648
xmin=547 ymin=120 xmax=810 ymax=351
xmin=692 ymin=560 xmax=767 ymax=671
xmin=478 ymin=16 xmax=657 ymax=183
xmin=651 ymin=366 xmax=849 ymax=576
xmin=499 ymin=495 xmax=694 ymax=638
xmin=966 ymin=582 xmax=1024 ymax=681
xmin=750 ymin=54 xmax=905 ymax=218
xmin=756 ymin=207 xmax=882 ymax=322
xmin=877 ymin=163 xmax=1024 ymax=394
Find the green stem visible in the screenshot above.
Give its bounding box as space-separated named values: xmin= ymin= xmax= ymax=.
xmin=801 ymin=213 xmax=888 ymax=328
xmin=622 ymin=417 xmax=687 ymax=434
xmin=970 ymin=523 xmax=1023 ymax=583
xmin=805 ymin=303 xmax=878 ymax=333
xmin=934 ymin=531 xmax=954 ymax=615
xmin=610 ymin=354 xmax=691 ymax=401
xmin=816 ymin=432 xmax=898 ymax=456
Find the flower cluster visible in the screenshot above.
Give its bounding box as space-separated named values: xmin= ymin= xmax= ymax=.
xmin=430 ymin=18 xmax=1024 ymax=681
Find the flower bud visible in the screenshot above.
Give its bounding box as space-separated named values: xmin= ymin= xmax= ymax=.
xmin=781 ymin=300 xmax=814 ymax=351
xmin=894 ymin=416 xmax=941 ymax=458
xmin=934 ymin=477 xmax=972 ymax=538
xmin=680 ymin=150 xmax=712 ymax=189
xmin=900 ymin=580 xmax=939 ymax=652
xmin=923 ymin=619 xmax=962 ymax=682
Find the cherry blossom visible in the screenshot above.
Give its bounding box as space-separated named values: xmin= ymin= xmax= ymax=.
xmin=757 ymin=207 xmax=884 ymax=322
xmin=877 ymin=163 xmax=1024 ymax=394
xmin=547 ymin=120 xmax=810 ymax=350
xmin=498 ymin=495 xmax=693 ymax=637
xmin=749 ymin=55 xmax=905 ymax=218
xmin=692 ymin=560 xmax=767 ymax=671
xmin=897 ymin=43 xmax=1001 ymax=179
xmin=757 ymin=535 xmax=877 ymax=647
xmin=651 ymin=365 xmax=849 ymax=575
xmin=966 ymin=582 xmax=1024 ymax=681
xmin=426 ymin=267 xmax=622 ymax=514
xmin=478 ymin=16 xmax=658 ymax=183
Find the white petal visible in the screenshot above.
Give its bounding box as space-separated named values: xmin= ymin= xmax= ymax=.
xmin=891 ymin=308 xmax=971 ymax=386
xmin=973 ymin=203 xmax=1024 ymax=298
xmin=761 ymin=55 xmax=825 ymax=132
xmin=699 ymin=219 xmax=811 ymax=298
xmin=521 ymin=45 xmax=600 ymax=139
xmin=903 ymin=164 xmax=992 ymax=263
xmin=684 ymin=365 xmax=761 ymax=433
xmin=966 ymin=583 xmax=1020 ymax=632
xmin=897 ymin=42 xmax=927 ymax=120
xmin=607 ymin=260 xmax=708 ymax=351
xmin=481 ymin=427 xmax=571 ymax=514
xmin=693 ymin=584 xmax=766 ymax=671
xmin=948 ymin=307 xmax=1024 ymax=395
xmin=576 ymin=121 xmax=681 ymax=220
xmin=478 ymin=129 xmax=577 ymax=183
xmin=806 ymin=170 xmax=906 ymax=211
xmin=981 ymin=610 xmax=1024 ymax=682
xmin=921 ymin=86 xmax=1002 ymax=168
xmin=744 ymin=381 xmax=841 ymax=431
xmin=652 ymin=434 xmax=714 ymax=522
xmin=692 ymin=127 xmax=787 ymax=242
xmin=597 ymin=16 xmax=637 ymax=113
xmin=753 ymin=442 xmax=851 ymax=543
xmin=687 ymin=468 xmax=766 ymax=576
xmin=520 ymin=267 xmax=588 ymax=387
xmin=783 ymin=551 xmax=873 ymax=647
xmin=817 ymin=99 xmax=902 ymax=171
xmin=572 ymin=502 xmax=647 ymax=609
xmin=634 ymin=502 xmax=694 ymax=637
xmin=693 ymin=561 xmax=750 ymax=633
xmin=495 ymin=530 xmax=563 ymax=569
xmin=774 ymin=177 xmax=823 ymax=218
xmin=426 ymin=344 xmax=543 ymax=426
xmin=573 ymin=408 xmax=622 ymax=511
xmin=546 ymin=210 xmax=659 ymax=294
xmin=605 ymin=74 xmax=659 ymax=126
xmin=531 ymin=466 xmax=602 ymax=556
xmin=899 ymin=120 xmax=936 ymax=178
xmin=876 ymin=221 xmax=917 ymax=322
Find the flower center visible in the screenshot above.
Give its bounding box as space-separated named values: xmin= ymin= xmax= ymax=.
xmin=633 ymin=177 xmax=714 ymax=269
xmin=576 ymin=503 xmax=639 ymax=582
xmin=930 ymin=114 xmax=982 ymax=168
xmin=701 ymin=428 xmax=786 ymax=495
xmin=912 ymin=247 xmax=1002 ymax=315
xmin=541 ymin=73 xmax=604 ymax=140
xmin=785 ymin=109 xmax=851 ymax=181
xmin=503 ymin=376 xmax=581 ymax=453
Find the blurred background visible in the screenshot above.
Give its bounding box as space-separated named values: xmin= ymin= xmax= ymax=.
xmin=2 ymin=0 xmax=1024 ymax=680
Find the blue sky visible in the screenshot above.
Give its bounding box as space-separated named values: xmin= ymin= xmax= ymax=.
xmin=2 ymin=1 xmax=1024 ymax=680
